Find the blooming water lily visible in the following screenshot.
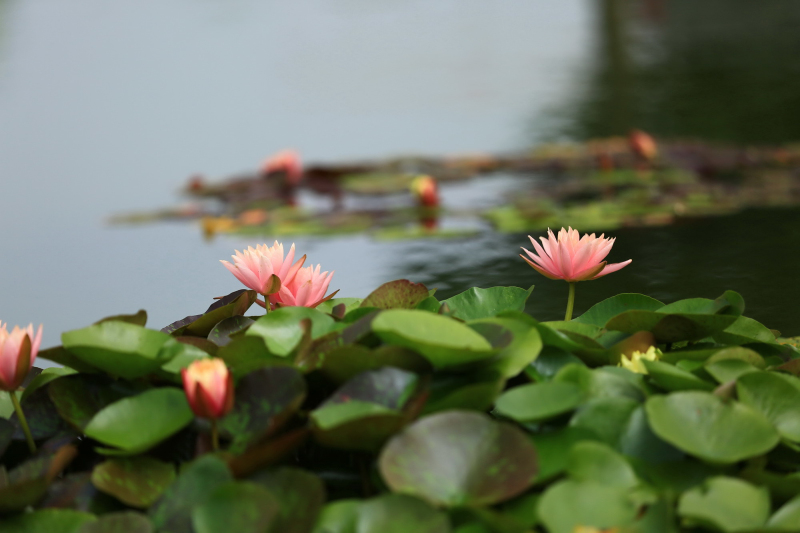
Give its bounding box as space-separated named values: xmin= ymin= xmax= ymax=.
xmin=521 ymin=227 xmax=631 ymax=320
xmin=0 ymin=321 xmax=42 ymax=452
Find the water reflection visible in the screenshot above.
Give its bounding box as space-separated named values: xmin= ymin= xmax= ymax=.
xmin=398 ymin=207 xmax=800 ymax=336
xmin=562 ymin=0 xmax=800 ymax=143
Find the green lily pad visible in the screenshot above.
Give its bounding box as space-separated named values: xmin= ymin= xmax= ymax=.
xmin=567 ymin=441 xmax=638 ymax=488
xmin=91 ymin=457 xmax=175 ymax=508
xmin=62 ymin=321 xmax=172 ymax=379
xmin=316 ymin=298 xmax=364 ymax=316
xmin=536 ymin=480 xmax=638 ymax=533
xmin=573 ymin=293 xmax=664 ymax=327
xmin=372 ymin=310 xmax=494 ymax=369
xmin=467 ymin=317 xmax=542 ymax=378
xmin=713 ymin=315 xmax=777 ymax=345
xmin=148 ymin=456 xmax=233 ymax=533
xmin=737 ymin=371 xmax=800 ymax=442
xmin=163 ymin=290 xmax=257 ymax=337
xmin=77 ymin=512 xmax=153 ymax=533
xmin=360 ymin=280 xmax=431 ymax=310
xmin=20 ymin=367 xmax=77 ymax=402
xmin=645 ymin=391 xmax=780 ymax=463
xmin=246 ymin=307 xmax=336 ymax=356
xmin=312 ymin=499 xmax=360 ymax=533
xmin=157 ymin=339 xmax=210 ymax=377
xmin=220 ymin=367 xmax=307 ymax=454
xmin=0 ymin=509 xmax=96 ymax=533
xmin=311 ymin=367 xmax=419 ymax=451
xmin=379 ymin=410 xmax=538 ymax=507
xmin=678 ymin=476 xmax=770 ymax=532
xmin=617 ymin=405 xmax=684 ymax=464
xmin=767 ymin=494 xmax=800 ymax=531
xmin=441 ymin=286 xmax=534 ymax=321
xmin=605 ymin=310 xmax=737 ymax=344
xmin=569 ymin=397 xmax=640 ymax=447
xmin=248 ymin=467 xmax=326 ymax=533
xmin=705 ymin=359 xmax=760 ymax=384
xmin=421 ymin=370 xmax=505 ymax=415
xmin=37 ymin=345 xmax=98 ymax=373
xmin=530 ymin=427 xmax=599 ymax=484
xmin=84 ymin=388 xmax=194 ymax=454
xmin=355 ymin=494 xmax=451 ymax=533
xmin=215 ymin=337 xmax=290 ymax=379
xmin=494 ymin=381 xmax=585 ymax=423
xmin=191 ymin=481 xmax=279 ymax=533
xmin=554 ymin=364 xmax=645 ymax=401
xmin=642 ymin=360 xmax=716 ymax=392
xmin=94 ymin=310 xmax=148 ymax=327
xmin=10 ymin=386 xmax=67 ymax=440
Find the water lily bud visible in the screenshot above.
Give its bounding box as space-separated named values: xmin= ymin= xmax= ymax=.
xmin=181 ymin=358 xmax=234 ymax=420
xmin=0 ymin=322 xmax=43 ymax=392
xmin=410 ymin=175 xmax=440 ymax=207
xmin=619 ymin=346 xmax=662 ymax=374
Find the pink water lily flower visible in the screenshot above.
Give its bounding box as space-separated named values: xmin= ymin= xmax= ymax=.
xmin=520 ymin=227 xmax=631 ymax=282
xmin=0 ymin=322 xmax=43 ymax=391
xmin=271 ymin=264 xmax=337 ymax=308
xmin=221 ymin=242 xmax=306 ymax=296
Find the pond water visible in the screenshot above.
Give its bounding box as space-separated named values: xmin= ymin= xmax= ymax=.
xmin=1 ymin=0 xmax=799 ymax=355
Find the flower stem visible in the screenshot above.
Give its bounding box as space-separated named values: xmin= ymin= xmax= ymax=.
xmin=9 ymin=391 xmax=36 ymax=453
xmin=211 ymin=419 xmax=219 ymax=451
xmin=565 ymin=282 xmax=576 ymax=321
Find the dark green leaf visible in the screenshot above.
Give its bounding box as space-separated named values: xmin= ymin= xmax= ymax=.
xmin=191 ymin=481 xmax=279 ymax=533
xmin=91 ymin=457 xmax=175 ymax=508
xmin=84 ymin=388 xmax=194 ymax=454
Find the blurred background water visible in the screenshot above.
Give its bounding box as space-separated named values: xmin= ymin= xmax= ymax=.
xmin=1 ymin=0 xmax=799 ymax=352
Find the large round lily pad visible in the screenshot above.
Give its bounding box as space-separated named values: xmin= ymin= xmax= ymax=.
xmin=645 ymin=391 xmax=780 ymax=463
xmin=246 ymin=307 xmax=336 ymax=356
xmin=494 ymin=381 xmax=585 ymax=423
xmin=372 ymin=310 xmax=494 ymax=369
xmin=536 ymin=480 xmax=639 ymax=533
xmin=356 ymin=494 xmax=451 ymax=533
xmin=378 ymin=410 xmax=538 ymax=507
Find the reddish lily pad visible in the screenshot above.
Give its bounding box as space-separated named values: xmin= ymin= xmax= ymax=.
xmin=148 ymin=456 xmax=233 ymax=533
xmin=378 ymin=410 xmax=538 ymax=507
xmin=248 ymin=467 xmax=326 ymax=533
xmin=48 ymin=374 xmax=130 ymax=431
xmin=219 ymin=367 xmax=307 ymax=454
xmin=207 ymin=316 xmax=254 ymax=347
xmin=91 ymin=457 xmax=176 ymax=508
xmin=360 ymin=279 xmax=431 ymax=310
xmin=311 ymin=367 xmax=421 ymax=451
xmin=162 ymin=290 xmax=257 ymax=337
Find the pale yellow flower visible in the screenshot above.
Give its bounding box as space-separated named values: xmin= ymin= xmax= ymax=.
xmin=619 ymin=345 xmax=661 ymax=374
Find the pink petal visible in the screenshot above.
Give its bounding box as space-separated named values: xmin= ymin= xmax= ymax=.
xmin=593 ymin=259 xmax=632 ymax=279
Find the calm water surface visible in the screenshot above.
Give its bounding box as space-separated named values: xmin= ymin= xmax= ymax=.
xmin=1 ymin=0 xmax=799 ymax=355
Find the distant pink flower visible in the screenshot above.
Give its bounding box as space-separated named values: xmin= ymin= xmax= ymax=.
xmin=410 ymin=175 xmax=440 ymax=207
xmin=181 ymin=358 xmax=234 ymax=420
xmin=271 ymin=264 xmax=337 ymax=308
xmin=260 ymin=149 xmax=303 ymax=186
xmin=221 ymin=242 xmax=306 ymax=296
xmin=0 ymin=322 xmax=43 ymax=391
xmin=520 ymin=227 xmax=631 ymax=282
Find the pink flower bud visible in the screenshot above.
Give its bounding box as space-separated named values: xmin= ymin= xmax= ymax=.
xmin=260 ymin=149 xmax=303 ymax=186
xmin=0 ymin=322 xmax=42 ymax=392
xmin=410 ymin=175 xmax=440 ymax=207
xmin=181 ymin=358 xmax=234 ymax=420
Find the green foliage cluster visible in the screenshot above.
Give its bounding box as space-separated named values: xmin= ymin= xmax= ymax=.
xmin=2 ymin=280 xmax=800 ymax=533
